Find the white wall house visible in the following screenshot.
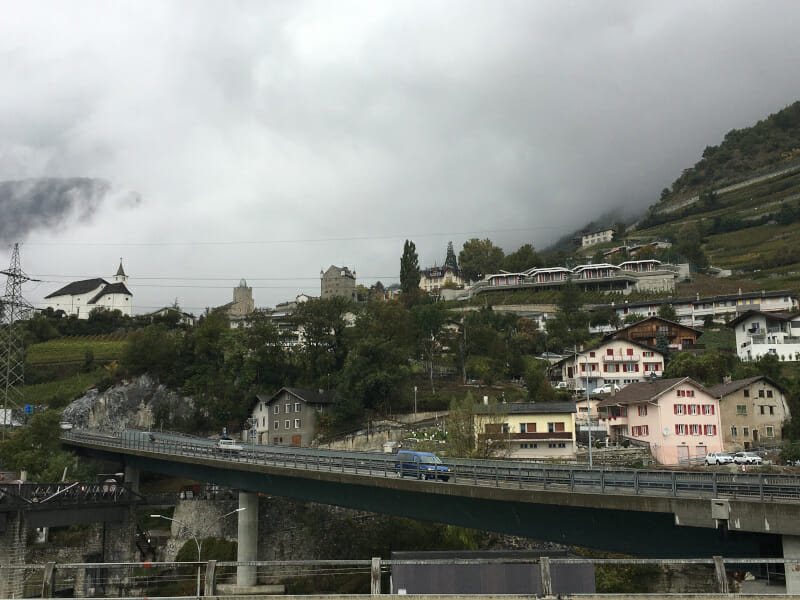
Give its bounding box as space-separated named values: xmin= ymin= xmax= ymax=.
xmin=43 ymin=262 xmax=133 ymax=319
xmin=728 ymin=310 xmax=800 ymax=362
xmin=552 ymin=339 xmax=666 ymax=393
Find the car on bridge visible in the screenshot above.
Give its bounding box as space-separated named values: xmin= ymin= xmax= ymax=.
xmin=395 ymin=450 xmax=451 ymax=481
xmin=213 ymin=439 xmax=243 ymax=454
xmin=704 ymin=452 xmax=734 ymax=465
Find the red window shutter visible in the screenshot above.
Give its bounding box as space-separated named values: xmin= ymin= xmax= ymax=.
xmin=711 ymin=405 xmax=715 ymax=415
xmin=713 ymin=425 xmax=717 ymax=435
xmin=674 ymin=405 xmax=678 ymax=415
xmin=603 ymin=365 xmax=607 ymax=372
xmin=675 ymin=424 xmax=679 ymax=434
xmin=627 ymin=348 xmax=633 ymax=356
xmin=635 ymin=364 xmax=639 ymax=372
xmin=607 ymin=349 xmax=613 ymax=356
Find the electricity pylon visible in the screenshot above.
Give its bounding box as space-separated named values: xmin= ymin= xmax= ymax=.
xmin=0 ymin=243 xmax=34 ymax=440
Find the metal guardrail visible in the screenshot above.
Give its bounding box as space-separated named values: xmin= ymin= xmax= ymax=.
xmin=4 ymin=556 xmax=797 ymax=598
xmin=0 ymin=481 xmax=136 ymax=511
xmin=60 ymin=429 xmax=800 ymax=502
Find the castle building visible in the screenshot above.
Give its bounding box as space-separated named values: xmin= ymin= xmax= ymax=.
xmin=43 ymin=262 xmax=133 ymax=319
xmin=320 ymin=265 xmax=356 ymax=301
xmin=229 ymin=279 xmax=255 ymax=318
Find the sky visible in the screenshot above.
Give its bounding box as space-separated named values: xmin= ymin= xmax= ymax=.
xmin=2 ymin=0 xmax=800 ymax=315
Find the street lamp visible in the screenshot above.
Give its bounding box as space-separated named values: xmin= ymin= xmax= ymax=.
xmin=414 ymin=386 xmax=418 ymax=422
xmin=151 ymin=507 xmax=245 ymax=596
xmin=583 ymin=354 xmax=593 ymax=469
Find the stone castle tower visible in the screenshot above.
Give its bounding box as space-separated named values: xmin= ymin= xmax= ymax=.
xmin=230 ymin=279 xmax=254 ymax=317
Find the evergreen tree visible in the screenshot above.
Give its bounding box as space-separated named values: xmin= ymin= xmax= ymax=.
xmin=400 ymin=239 xmax=421 ymax=295
xmin=445 ymin=241 xmax=459 ymax=270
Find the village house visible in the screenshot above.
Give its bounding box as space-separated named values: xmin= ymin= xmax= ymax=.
xmin=708 ymin=376 xmax=791 ymax=451
xmin=321 ymin=265 xmax=357 ymax=301
xmin=728 ymin=310 xmax=800 ymax=362
xmin=43 ymin=262 xmax=132 ymax=319
xmin=419 ymin=265 xmax=464 ymax=294
xmin=550 ymin=339 xmax=666 ymax=393
xmin=596 ymin=377 xmax=723 ymax=465
xmin=603 ymin=316 xmax=702 ymax=350
xmin=250 ymin=387 xmax=336 ymax=447
xmin=475 ymin=402 xmax=577 ymax=459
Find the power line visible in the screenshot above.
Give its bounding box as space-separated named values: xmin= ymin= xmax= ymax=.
xmin=21 ymin=226 xmax=547 ymax=247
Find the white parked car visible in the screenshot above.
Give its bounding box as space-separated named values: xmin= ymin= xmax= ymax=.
xmin=590 ymin=384 xmax=621 ymax=395
xmin=705 ymin=452 xmax=734 ymax=465
xmin=733 ymin=451 xmax=762 ymax=465
xmin=553 ymin=382 xmax=568 ymax=389
xmin=213 ymin=439 xmax=243 ymax=454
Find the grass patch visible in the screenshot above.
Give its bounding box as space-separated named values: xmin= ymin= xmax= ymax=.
xmin=697 ymin=327 xmax=735 ymax=352
xmin=23 ymin=367 xmax=108 ymax=409
xmin=26 ymin=337 xmax=128 ymax=365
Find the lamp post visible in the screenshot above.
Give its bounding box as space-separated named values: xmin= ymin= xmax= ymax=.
xmin=151 ymin=507 xmax=245 ymax=596
xmin=414 ymin=386 xmax=418 ymax=422
xmin=584 ymin=354 xmax=593 ymax=468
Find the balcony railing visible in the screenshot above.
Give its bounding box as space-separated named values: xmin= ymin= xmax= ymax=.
xmin=603 ymin=354 xmax=640 ymax=362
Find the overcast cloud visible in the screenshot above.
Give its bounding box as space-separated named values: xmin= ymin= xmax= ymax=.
xmin=2 ymin=0 xmax=800 ymax=314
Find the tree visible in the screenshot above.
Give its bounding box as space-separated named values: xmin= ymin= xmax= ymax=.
xmin=458 ymin=238 xmax=504 ymax=282
xmin=293 ymin=296 xmax=354 ymax=386
xmin=400 ymin=240 xmax=420 ymax=295
xmin=545 ymin=279 xmax=589 ymax=351
xmin=524 ymin=359 xmax=557 ymax=402
xmin=445 ymin=241 xmax=459 ymax=270
xmin=658 ymin=303 xmax=678 ymax=321
xmin=410 ymin=302 xmax=450 ymax=392
xmin=502 ymin=243 xmax=542 ymax=273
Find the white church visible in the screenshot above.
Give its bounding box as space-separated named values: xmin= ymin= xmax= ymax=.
xmin=43 ymin=262 xmax=133 ymax=319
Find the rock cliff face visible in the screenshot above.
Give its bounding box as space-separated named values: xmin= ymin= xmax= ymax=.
xmin=62 ymin=375 xmax=194 ymax=434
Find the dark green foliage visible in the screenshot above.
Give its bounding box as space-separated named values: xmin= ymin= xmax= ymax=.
xmin=524 ymin=359 xmax=556 ymax=402
xmin=663 ymin=350 xmax=738 ymax=386
xmin=458 ymin=238 xmax=504 ymax=282
xmin=124 ymin=324 xmax=180 ymax=383
xmin=657 ymin=303 xmax=678 ymax=321
xmin=0 ymin=411 xmax=95 ymax=481
xmin=444 ymin=241 xmax=459 ymax=270
xmin=400 ymin=239 xmax=421 ymax=295
xmin=545 ymin=279 xmax=589 ymax=351
xmin=175 ymin=537 xmax=237 ymax=562
xmin=502 ymin=243 xmax=542 ymax=273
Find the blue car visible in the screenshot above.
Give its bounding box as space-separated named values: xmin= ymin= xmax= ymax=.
xmin=395 ymin=450 xmax=451 ymax=481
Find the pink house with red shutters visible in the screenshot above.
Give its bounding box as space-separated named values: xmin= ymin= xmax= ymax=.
xmin=597 ymin=377 xmax=723 ymax=465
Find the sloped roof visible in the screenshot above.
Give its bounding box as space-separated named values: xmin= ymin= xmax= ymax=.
xmin=475 ymin=401 xmax=576 ymax=415
xmin=44 ymin=278 xmax=107 ymax=299
xmin=552 ymin=338 xmax=665 ymax=367
xmin=256 ymin=387 xmax=337 ymax=408
xmin=87 ymin=282 xmax=132 ymax=304
xmin=595 ymin=377 xmax=712 ymax=407
xmin=708 ymin=376 xmax=786 ymax=398
xmin=727 ymin=310 xmax=799 ymax=328
xmin=602 ymin=316 xmax=703 ymax=341
xmin=116 ymin=262 xmax=126 ymax=277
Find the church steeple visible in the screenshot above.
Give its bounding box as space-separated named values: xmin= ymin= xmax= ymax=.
xmin=114 ymin=259 xmax=128 ymax=283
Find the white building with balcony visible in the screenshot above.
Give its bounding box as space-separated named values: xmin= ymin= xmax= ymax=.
xmin=550 ymin=339 xmax=666 ymax=394
xmin=728 ymin=310 xmax=800 ymax=362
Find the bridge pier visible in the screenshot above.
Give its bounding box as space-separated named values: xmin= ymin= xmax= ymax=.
xmin=0 ymin=511 xmax=28 ymax=599
xmin=784 ymin=535 xmax=800 ymax=595
xmin=237 ymin=490 xmax=259 ymax=587
xmin=123 ymin=465 xmax=140 ymax=494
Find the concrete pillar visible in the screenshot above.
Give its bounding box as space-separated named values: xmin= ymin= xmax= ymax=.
xmin=123 ymin=465 xmax=140 ymax=495
xmin=236 ymin=491 xmax=259 ymax=587
xmin=0 ymin=511 xmax=28 ymax=599
xmin=784 ymin=535 xmax=800 ymax=595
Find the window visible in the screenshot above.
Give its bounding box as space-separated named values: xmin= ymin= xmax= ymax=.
xmin=643 ymin=351 xmax=654 ymax=357
xmin=294 ymin=419 xmax=301 ymax=428
xmin=730 ymin=426 xmax=737 ymax=437
xmin=760 ymin=406 xmax=765 ymax=415
xmin=607 ymin=349 xmax=614 ymax=356
xmin=548 ymin=422 xmax=565 ymax=432
xmin=295 ymin=402 xmax=302 ymax=412
xmin=589 ymin=351 xmax=595 ymax=357
xmin=743 ymin=426 xmax=750 ymax=437
xmin=770 ymin=406 xmax=775 ymax=415
xmin=703 ymin=425 xmax=717 ymax=436
xmin=284 ymin=420 xmax=290 ymax=429
xmin=675 ymin=424 xmax=687 ymax=435
xmin=743 ymin=389 xmax=750 ymax=398
xmin=767 ymin=390 xmax=773 ymax=398
xmin=285 ymin=403 xmax=292 ymax=413
xmin=274 ymin=421 xmax=279 ymax=430
xmin=638 ymin=406 xmax=647 ymax=417
xmin=702 ymin=405 xmax=715 ymax=415
xmin=736 ymin=405 xmax=747 ymax=415
xmin=689 ymin=404 xmax=699 ymax=415
xmin=766 ymin=426 xmax=775 ymax=437
xmin=690 ymin=424 xmax=700 ymax=435
xmin=626 ymin=348 xmax=633 ymax=356
xmin=674 ymin=404 xmax=686 ymax=415
xmin=274 ymin=405 xmax=279 ymax=414
xmin=759 ymin=390 xmax=765 ymax=398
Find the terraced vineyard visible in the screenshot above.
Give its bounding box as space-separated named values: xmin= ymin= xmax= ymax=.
xmin=26 ymin=334 xmax=130 ymax=366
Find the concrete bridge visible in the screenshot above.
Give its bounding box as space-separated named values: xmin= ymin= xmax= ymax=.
xmin=62 ymin=429 xmax=800 ymax=594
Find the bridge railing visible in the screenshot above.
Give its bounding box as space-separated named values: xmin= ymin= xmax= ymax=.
xmin=61 ymin=430 xmax=800 ymax=502
xmin=5 ymin=556 xmax=796 ymax=597
xmin=0 ymin=481 xmax=137 ymax=510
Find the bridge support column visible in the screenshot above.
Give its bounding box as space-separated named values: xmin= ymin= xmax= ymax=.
xmin=0 ymin=511 xmax=28 ymax=599
xmin=123 ymin=466 xmax=140 ymax=494
xmin=784 ymin=535 xmax=800 ymax=595
xmin=237 ymin=491 xmax=259 ymax=587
